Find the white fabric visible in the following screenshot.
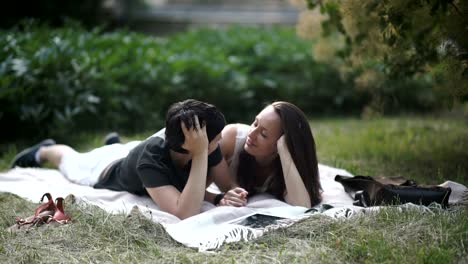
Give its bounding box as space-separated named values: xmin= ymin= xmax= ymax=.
xmin=59 ymin=141 xmax=141 ymax=186
xmin=439 ymin=180 xmax=468 ymax=204
xmin=2 ymin=165 xmax=464 ymax=251
xmin=58 ymin=127 xmax=168 ymax=187
xmin=0 ymin=164 xmax=353 ymax=250
xmin=317 ymin=164 xmax=355 ymax=206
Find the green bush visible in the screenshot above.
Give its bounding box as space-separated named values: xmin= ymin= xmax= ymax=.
xmin=0 ymin=22 xmax=438 ymax=141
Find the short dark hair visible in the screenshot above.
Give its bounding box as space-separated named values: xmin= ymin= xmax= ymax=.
xmin=165 ymin=99 xmax=226 ymax=153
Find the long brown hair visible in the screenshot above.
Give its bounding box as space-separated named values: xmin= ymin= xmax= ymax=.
xmin=237 ymin=102 xmax=322 ymax=206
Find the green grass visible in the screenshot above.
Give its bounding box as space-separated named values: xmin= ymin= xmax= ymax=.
xmin=313 ymin=116 xmax=468 ymax=185
xmin=1 ymin=116 xmax=467 ymax=263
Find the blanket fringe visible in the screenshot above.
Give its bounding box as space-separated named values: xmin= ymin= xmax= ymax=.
xmin=460 ymin=190 xmax=468 ymax=205
xmin=197 ymin=217 xmax=310 ymax=251
xmin=198 ymin=226 xmax=261 ymax=252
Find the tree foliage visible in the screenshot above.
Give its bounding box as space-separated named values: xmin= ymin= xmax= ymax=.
xmin=293 ymin=0 xmax=468 ymax=113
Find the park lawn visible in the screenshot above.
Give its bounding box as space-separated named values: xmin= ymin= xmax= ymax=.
xmin=0 ymin=116 xmax=467 ymax=263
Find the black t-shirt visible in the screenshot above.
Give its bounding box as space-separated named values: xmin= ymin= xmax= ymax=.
xmin=94 ymin=136 xmax=223 ymax=196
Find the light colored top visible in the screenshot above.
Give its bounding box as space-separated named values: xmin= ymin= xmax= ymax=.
xmin=227 ymin=124 xmax=274 ymax=193
xmin=226 ymin=125 xmax=249 ymax=178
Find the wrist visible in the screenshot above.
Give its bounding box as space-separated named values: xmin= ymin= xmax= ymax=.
xmin=214 ymin=192 xmax=225 ymax=205
xmin=278 ymin=145 xmax=291 ymax=159
xmin=191 ymin=147 xmax=208 ymax=157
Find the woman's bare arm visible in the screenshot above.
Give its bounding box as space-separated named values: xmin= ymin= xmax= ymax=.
xmin=277 ymin=135 xmax=311 ymax=208
xmin=212 ymin=124 xmax=248 ymax=206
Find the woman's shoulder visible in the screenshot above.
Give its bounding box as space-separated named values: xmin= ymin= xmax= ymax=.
xmin=222 ymin=124 xmax=250 ymax=140
xmin=223 ymin=123 xmax=249 ymax=133
xmin=221 ymin=124 xmax=249 ymax=158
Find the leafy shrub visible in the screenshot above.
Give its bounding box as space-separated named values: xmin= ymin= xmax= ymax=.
xmin=0 ymin=22 xmax=438 ymax=141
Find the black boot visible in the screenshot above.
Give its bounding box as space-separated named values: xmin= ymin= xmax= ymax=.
xmin=104 ymin=132 xmax=120 ymax=145
xmin=11 ymin=139 xmax=56 ymax=168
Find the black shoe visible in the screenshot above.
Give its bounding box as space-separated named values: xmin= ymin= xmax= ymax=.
xmin=104 ymin=132 xmax=120 ymax=145
xmin=11 ymin=139 xmax=56 ymax=168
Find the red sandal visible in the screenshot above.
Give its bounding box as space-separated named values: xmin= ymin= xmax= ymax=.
xmin=34 ymin=193 xmax=56 ymax=216
xmin=48 ymin=197 xmax=71 ymax=224
xmin=14 ymin=193 xmax=71 ymax=229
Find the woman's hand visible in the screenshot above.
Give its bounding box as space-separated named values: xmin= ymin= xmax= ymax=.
xmin=277 ymin=135 xmax=287 ymax=153
xmin=219 ymin=187 xmax=248 ymax=207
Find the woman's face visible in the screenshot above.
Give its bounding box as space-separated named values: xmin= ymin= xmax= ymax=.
xmin=244 ymin=106 xmax=283 ymax=160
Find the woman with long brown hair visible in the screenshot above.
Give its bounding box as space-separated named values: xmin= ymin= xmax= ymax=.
xmin=215 ymin=101 xmax=322 ymax=208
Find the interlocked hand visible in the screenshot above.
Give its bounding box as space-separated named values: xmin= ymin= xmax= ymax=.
xmin=219 ymin=187 xmax=248 ymax=207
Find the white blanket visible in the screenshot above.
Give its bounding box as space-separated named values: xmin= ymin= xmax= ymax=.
xmin=1 ymin=164 xmax=463 ymax=251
